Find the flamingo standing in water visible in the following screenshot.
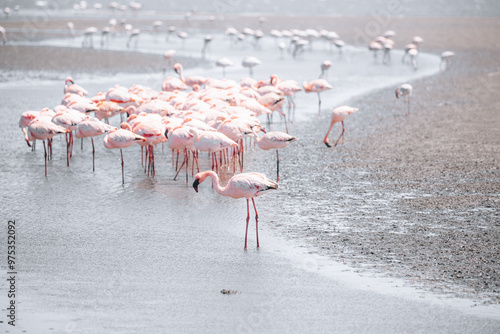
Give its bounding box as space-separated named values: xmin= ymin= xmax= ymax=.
xmin=25 ymin=120 xmax=69 ymax=176
xmin=193 ymin=171 xmax=278 ymax=249
xmin=254 ymin=131 xmax=298 ymax=182
xmin=303 ymin=79 xmax=332 ymax=118
xmin=216 ymin=57 xmax=233 ymax=77
xmin=440 ymin=51 xmax=455 ymax=70
xmin=323 ymin=106 xmax=358 ymax=148
xmin=319 ymin=60 xmax=331 ymax=79
xmin=395 ymin=84 xmax=412 ymax=115
xmin=189 ymin=128 xmax=238 ymax=174
xmin=103 ymin=128 xmax=146 ymax=184
xmin=166 ymin=126 xmax=195 ymax=183
xmin=76 ymin=118 xmax=116 ymax=171
xmin=0 ymin=25 xmax=7 ymax=44
xmin=242 ymin=56 xmax=261 ymax=77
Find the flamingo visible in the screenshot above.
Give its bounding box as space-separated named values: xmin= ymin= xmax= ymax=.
xmin=201 ymin=35 xmax=212 ymax=58
xmin=82 ymin=27 xmax=98 ymax=48
xmin=162 ymin=76 xmax=189 ymax=92
xmin=242 ymin=56 xmax=261 ymax=77
xmin=126 ymin=28 xmax=140 ymax=48
xmin=192 ymin=171 xmax=278 ymax=249
xmin=383 ymin=40 xmax=394 ymax=65
xmin=254 ymin=131 xmax=298 ymax=182
xmin=276 ymin=80 xmax=302 ymax=122
xmin=0 ymin=25 xmax=6 ymax=44
xmin=177 ymin=31 xmax=188 ymax=47
xmin=440 ymin=51 xmax=455 ymax=70
xmin=52 ymin=108 xmax=86 ymax=166
xmin=173 ymin=63 xmax=205 ymax=87
xmin=369 ymin=41 xmax=383 ymax=59
xmin=319 ymin=60 xmax=332 ymax=79
xmin=334 ymin=39 xmax=344 ymax=53
xmin=103 ymin=128 xmax=146 ymax=184
xmin=409 ymin=48 xmax=418 ymax=70
xmin=216 ymin=57 xmax=233 ymax=77
xmin=65 ymin=77 xmax=88 ymax=95
xmin=303 ymin=79 xmax=332 ymax=118
xmin=26 ymin=120 xmax=69 ymax=176
xmin=129 ymin=120 xmax=166 ymax=178
xmin=189 ymin=128 xmax=238 ymax=173
xmin=395 ymin=84 xmax=412 ymax=115
xmin=323 ymin=106 xmax=358 ymax=148
xmin=164 ymin=49 xmax=176 ymax=69
xmin=67 ymin=22 xmax=75 ymax=37
xmin=402 ymin=43 xmax=417 ymax=63
xmin=166 ymin=126 xmax=196 ymax=183
xmin=76 ymin=118 xmax=116 ymax=171
xmin=166 ymin=26 xmax=176 ymax=41
xmin=19 ymin=110 xmax=40 ymax=147
xmin=101 ymin=27 xmax=111 ymax=47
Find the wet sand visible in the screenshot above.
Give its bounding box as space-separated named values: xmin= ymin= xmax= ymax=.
xmin=1 ymin=13 xmax=499 ymax=309
xmin=256 ymin=17 xmax=500 ymax=303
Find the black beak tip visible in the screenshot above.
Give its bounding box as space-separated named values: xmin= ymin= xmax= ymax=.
xmin=324 ymin=142 xmax=332 ymax=148
xmin=193 ymin=179 xmax=199 ymax=192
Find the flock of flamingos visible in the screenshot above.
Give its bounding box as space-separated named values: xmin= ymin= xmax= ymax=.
xmin=16 ymin=22 xmax=455 ymax=249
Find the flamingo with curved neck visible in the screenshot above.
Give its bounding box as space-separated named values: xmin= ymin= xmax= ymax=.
xmin=193 ymin=171 xmax=278 ymax=249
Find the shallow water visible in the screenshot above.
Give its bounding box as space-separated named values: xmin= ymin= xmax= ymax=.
xmin=1 ymin=27 xmax=500 ymax=333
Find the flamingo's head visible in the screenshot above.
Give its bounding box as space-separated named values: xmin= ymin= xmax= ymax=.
xmin=173 ymin=63 xmax=182 ymax=74
xmin=192 ymin=178 xmax=200 ymax=192
xmin=324 ymin=138 xmax=332 ymax=148
xmin=65 ymin=77 xmax=74 ymax=85
xmin=395 ymin=89 xmax=400 ymax=99
xmin=192 ymin=171 xmax=213 ymax=193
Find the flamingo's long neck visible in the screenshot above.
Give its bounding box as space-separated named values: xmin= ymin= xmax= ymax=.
xmin=177 ymin=66 xmax=185 ymax=82
xmin=205 ymin=171 xmax=226 ymax=195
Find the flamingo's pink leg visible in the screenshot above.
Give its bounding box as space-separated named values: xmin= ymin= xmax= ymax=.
xmin=43 ymin=140 xmax=47 ymax=177
xmin=252 ymin=198 xmax=259 ymax=249
xmin=244 ymin=199 xmax=250 ymax=250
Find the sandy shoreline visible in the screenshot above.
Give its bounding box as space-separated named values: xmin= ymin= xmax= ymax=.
xmin=1 ymin=14 xmax=499 ymax=307
xmin=257 ymin=16 xmax=500 ymax=303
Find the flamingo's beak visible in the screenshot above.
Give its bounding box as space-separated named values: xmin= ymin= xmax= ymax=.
xmin=324 ymin=140 xmax=332 ymax=148
xmin=164 ymin=128 xmax=169 ymax=139
xmin=192 ymin=179 xmax=199 ymax=192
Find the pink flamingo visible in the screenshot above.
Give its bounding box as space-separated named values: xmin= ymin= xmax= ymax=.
xmin=189 ymin=128 xmax=238 ymax=174
xmin=395 ymin=84 xmax=413 ymax=115
xmin=440 ymin=51 xmax=455 ymax=70
xmin=26 ymin=120 xmax=69 ymax=176
xmin=303 ymin=79 xmax=333 ymax=118
xmin=162 ymin=76 xmax=189 ymax=92
xmin=276 ymin=80 xmax=302 ymax=122
xmin=64 ymin=77 xmax=89 ymax=95
xmin=130 ymin=120 xmax=166 ymax=178
xmin=19 ymin=110 xmax=40 ymax=147
xmin=319 ymin=60 xmax=331 ymax=79
xmin=254 ymin=131 xmax=298 ymax=182
xmin=323 ymin=106 xmax=358 ymax=148
xmin=75 ymin=118 xmax=116 ymax=171
xmin=87 ymin=101 xmax=124 ymax=123
xmin=173 ymin=63 xmax=206 ymax=87
xmin=103 ymin=128 xmax=146 ymax=184
xmin=166 ymin=126 xmax=196 ymax=183
xmin=193 ymin=171 xmax=279 ymax=249
xmin=52 ymin=108 xmax=86 ymax=166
